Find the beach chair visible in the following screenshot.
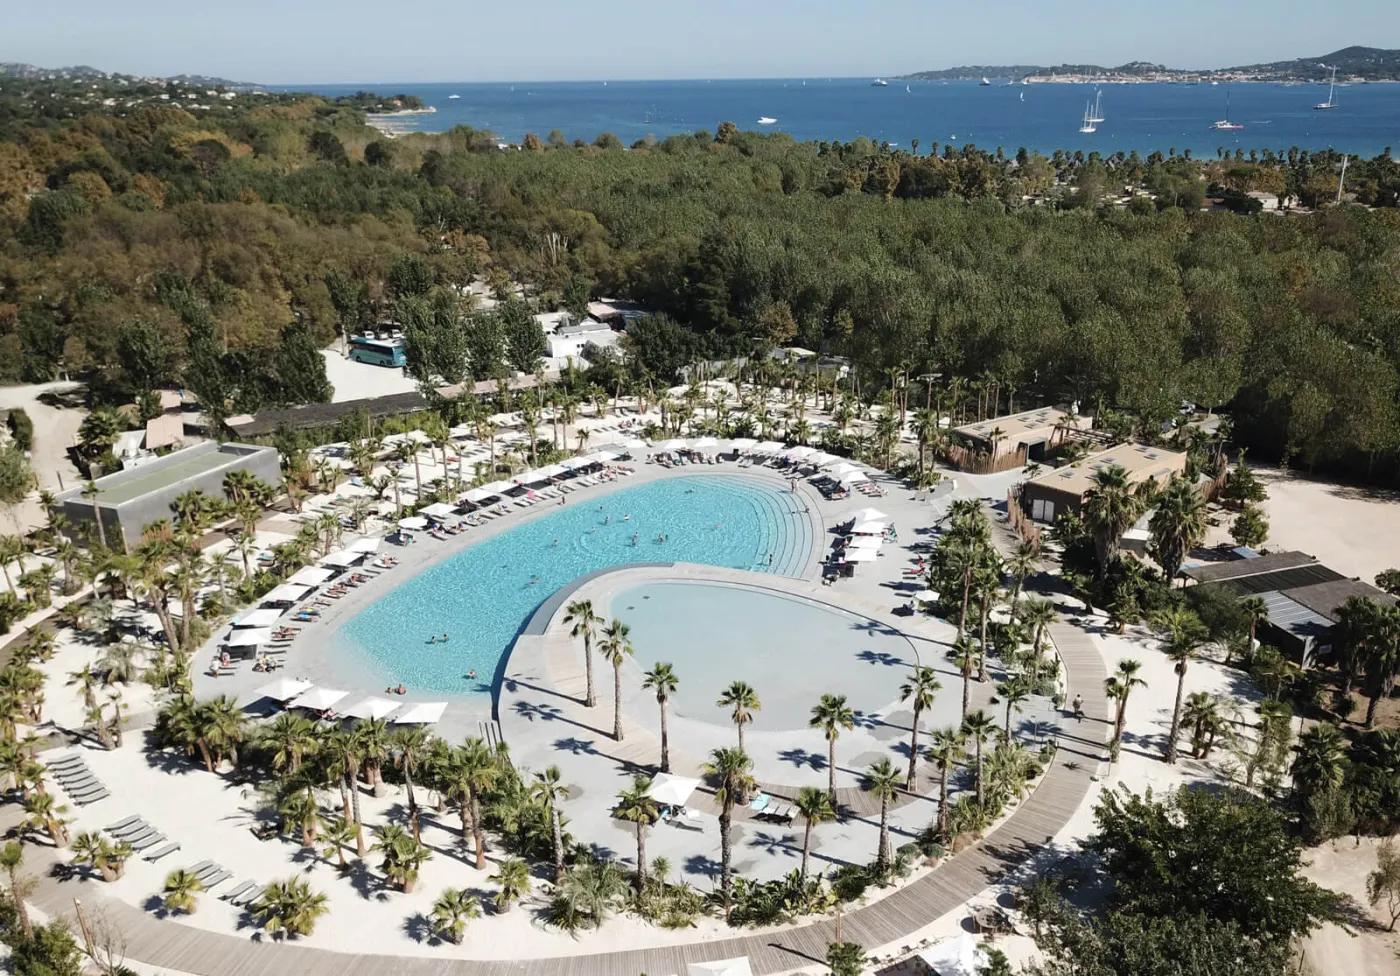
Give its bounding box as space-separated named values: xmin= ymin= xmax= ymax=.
xmin=201 ymin=870 xmax=232 ymax=890
xmin=46 ymin=755 xmax=86 ymax=769
xmin=185 ymin=860 xmax=215 ymax=877
xmin=232 ymin=885 xmax=265 ymax=907
xmin=129 ymin=832 xmax=167 ymax=851
xmin=73 ymin=790 xmax=109 ymax=805
xmin=747 ymin=793 xmax=771 ymax=813
xmin=105 ymin=815 xmax=142 ymax=832
xmin=671 ymin=815 xmax=706 ymax=832
xmin=143 ymin=842 xmax=180 ymax=862
xmin=222 ymin=880 xmax=256 ymax=902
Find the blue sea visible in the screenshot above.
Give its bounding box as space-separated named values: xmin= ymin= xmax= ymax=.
xmin=301 ymin=78 xmax=1400 ymax=156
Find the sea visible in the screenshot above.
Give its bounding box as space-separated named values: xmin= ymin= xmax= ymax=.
xmin=299 ymin=78 xmax=1400 ymax=157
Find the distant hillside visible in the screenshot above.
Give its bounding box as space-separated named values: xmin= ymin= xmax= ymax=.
xmin=0 ymin=62 xmax=255 ymax=88
xmin=901 ymin=46 xmax=1400 ymax=82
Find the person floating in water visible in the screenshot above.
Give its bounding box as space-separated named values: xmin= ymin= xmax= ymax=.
xmin=528 ymin=575 xmax=541 ymax=586
xmin=427 ymin=635 xmax=438 ymax=644
xmin=466 ymin=669 xmax=478 ymax=679
xmin=768 ymin=553 xmax=774 ymax=565
xmin=604 ymin=515 xmax=611 ymax=523
xmin=441 ymin=634 xmax=450 ymax=642
xmin=553 ymin=539 xmax=559 ymax=546
xmin=623 ymin=514 xmax=631 ymax=521
xmin=657 ymin=533 xmax=665 ymax=543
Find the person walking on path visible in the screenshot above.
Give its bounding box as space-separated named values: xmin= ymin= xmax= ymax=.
xmin=1071 ymin=694 xmax=1084 ymax=722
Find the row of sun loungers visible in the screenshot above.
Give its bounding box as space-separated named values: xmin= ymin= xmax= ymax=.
xmin=46 ymin=753 xmax=109 ymax=806
xmin=103 ymin=814 xmax=180 ymax=859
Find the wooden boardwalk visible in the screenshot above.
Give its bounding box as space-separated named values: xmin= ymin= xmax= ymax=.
xmin=21 ymin=618 xmax=1109 ymax=976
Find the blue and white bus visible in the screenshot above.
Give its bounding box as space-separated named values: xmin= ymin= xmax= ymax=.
xmin=349 ymin=335 xmax=406 ymax=368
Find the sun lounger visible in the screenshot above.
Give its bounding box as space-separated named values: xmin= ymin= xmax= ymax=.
xmin=129 ymin=832 xmax=166 ymax=851
xmin=122 ymin=827 xmax=158 ymax=846
xmin=186 ymin=860 xmax=214 ymax=877
xmin=233 ymin=885 xmax=264 ymax=907
xmin=57 ymin=771 xmax=97 ymax=786
xmin=46 ymin=755 xmax=85 ymax=769
xmin=72 ymin=790 xmax=109 ymax=805
xmin=194 ymin=864 xmax=226 ymax=885
xmin=143 ymin=842 xmax=180 ymax=862
xmin=201 ymin=870 xmax=232 ymax=890
xmin=747 ymin=793 xmax=771 ymax=812
xmin=671 ymin=815 xmax=706 ymax=832
xmin=105 ymin=815 xmax=142 ymax=832
xmin=222 ymin=880 xmax=256 ymax=902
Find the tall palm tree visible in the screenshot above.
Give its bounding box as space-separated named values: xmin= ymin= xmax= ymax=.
xmin=899 ymin=667 xmax=941 ymax=788
xmin=615 ymin=776 xmax=659 ymax=891
xmin=809 ymin=694 xmax=855 ymax=806
xmin=351 ymin=717 xmax=391 ymax=790
xmin=1005 ymin=539 xmax=1041 ymax=621
xmin=995 ymin=675 xmax=1031 ymax=742
xmin=949 ymin=636 xmax=977 ymax=720
xmin=960 ymin=710 xmax=997 ymax=806
xmin=1103 ymin=659 xmax=1147 ymax=758
xmin=863 ymin=758 xmax=902 ymax=872
xmin=702 ymin=747 xmax=754 ymax=919
xmin=1153 ymin=607 xmax=1207 ymax=764
xmin=0 ymin=842 xmax=31 ymax=938
xmin=794 ymin=787 xmax=834 ymax=881
xmin=1181 ymin=692 xmax=1235 ymax=759
xmin=531 ymin=766 xmax=569 ymax=881
xmin=260 ymin=712 xmax=317 ymax=775
xmin=1291 ymin=723 xmax=1348 ymax=800
xmin=1020 ymin=598 xmax=1058 ymax=655
xmin=1239 ymin=596 xmax=1269 ymax=647
xmin=717 ymin=681 xmax=761 ymax=753
xmin=1082 ymin=464 xmax=1144 ymax=574
xmin=391 ymin=724 xmax=431 ymax=841
xmin=1148 ymin=475 xmax=1207 ymax=584
xmin=564 ymin=600 xmax=603 ymax=708
xmin=443 ymin=737 xmax=498 ymax=869
xmin=599 ymin=619 xmax=634 ymax=741
xmin=925 ymin=728 xmax=963 ymax=838
xmin=641 ymin=663 xmax=679 ymax=773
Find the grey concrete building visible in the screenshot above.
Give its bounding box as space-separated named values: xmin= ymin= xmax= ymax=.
xmin=58 ymin=442 xmax=281 ymax=547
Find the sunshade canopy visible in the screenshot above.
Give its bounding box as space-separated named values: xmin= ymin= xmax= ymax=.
xmin=421 ymin=502 xmax=458 ymax=519
xmin=850 ymin=521 xmax=886 ymax=535
xmin=646 ymin=773 xmax=700 ymax=806
xmin=729 ymin=437 xmax=757 ymax=449
xmin=753 ymin=440 xmax=785 ymax=453
xmin=848 ymin=536 xmax=882 ymax=550
xmin=251 ymin=677 xmax=311 ymax=702
xmin=562 ymin=457 xmax=594 ymax=471
xmin=397 ymin=516 xmax=429 ymax=530
xmin=287 ymin=566 xmax=336 ymax=585
xmin=591 ymin=450 xmax=619 ymax=462
xmin=918 ymin=934 xmax=988 ymax=976
xmin=843 ymin=548 xmax=879 ymax=562
xmin=287 ymin=687 xmax=348 ymax=711
xmin=261 ymin=582 xmax=313 ymax=605
xmin=479 ymin=480 xmax=514 ymax=494
xmin=342 ymin=697 xmax=401 ymax=720
xmin=321 ymin=548 xmax=365 ymax=568
xmin=658 ymin=438 xmax=686 ymax=451
xmin=784 ymin=446 xmax=814 ymax=459
xmin=224 ymin=627 xmax=272 ymax=647
xmin=828 ymin=462 xmax=863 ymax=477
xmin=692 ymin=436 xmax=718 ymax=448
xmin=394 ymin=701 xmax=448 ymax=724
xmin=619 ymin=437 xmax=647 ymax=449
xmin=234 ymin=608 xmax=284 ymax=628
xmin=462 ymin=487 xmax=498 ymax=502
xmin=914 ymin=589 xmax=940 ymax=601
xmin=846 ymin=507 xmax=888 ymax=522
xmin=348 ymin=536 xmax=381 ymax=553
xmin=841 ymin=472 xmax=871 ymax=486
xmin=806 ymin=451 xmax=838 ymax=466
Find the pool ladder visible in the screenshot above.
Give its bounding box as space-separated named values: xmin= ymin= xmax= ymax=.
xmin=480 ymin=720 xmax=505 ymax=750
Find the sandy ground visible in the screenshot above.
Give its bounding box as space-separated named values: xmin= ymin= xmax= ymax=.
xmin=1300 ymin=837 xmax=1400 ymax=976
xmin=320 ymin=348 xmax=418 ymax=403
xmin=0 ymin=380 xmax=87 ymax=531
xmin=1254 ymin=466 xmax=1400 ymax=587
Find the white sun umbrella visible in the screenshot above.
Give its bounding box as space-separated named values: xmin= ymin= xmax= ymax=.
xmin=729 ymin=437 xmax=757 ymax=450
xmin=849 ymin=521 xmax=886 ymax=535
xmin=223 ymin=627 xmax=272 ymax=647
xmin=784 ymin=445 xmax=815 ymax=459
xmin=914 ymin=589 xmax=939 ymax=602
xmin=233 ymin=607 xmax=284 ymax=628
xmin=398 ymin=516 xmax=429 ymax=530
xmin=841 ymin=472 xmax=870 ymax=486
xmin=534 ymin=463 xmax=568 ymax=480
xmin=287 ymin=687 xmax=349 ymax=712
xmin=843 ymin=548 xmax=879 ymax=562
xmin=692 ymin=436 xmax=718 ymax=449
xmin=646 ymin=773 xmax=700 ymax=807
xmin=342 ymin=697 xmax=402 ymax=720
xmin=806 ymin=450 xmax=838 ymax=466
xmin=562 ymin=457 xmax=594 ymax=471
xmin=658 ymin=438 xmax=686 ymax=451
xmin=619 ymin=437 xmax=647 ymax=450
xmin=827 ymin=461 xmax=863 ymax=478
xmin=918 ymin=933 xmax=988 ymax=976
xmin=348 ymin=536 xmax=381 ymax=553
xmin=287 ymin=565 xmax=336 ymax=586
xmin=321 ymin=548 xmax=365 ymax=569
xmin=847 ymin=536 xmax=882 ymax=551
xmin=421 ymin=502 xmax=458 ymax=519
xmin=753 ymin=440 xmax=784 ymax=453
xmin=251 ymin=677 xmax=311 ymax=703
xmin=591 ymin=450 xmax=619 ymax=462
xmin=394 ymin=701 xmax=448 ymax=724
xmin=846 ymin=507 xmax=888 ymax=523
xmin=261 ymin=582 xmax=313 ymax=605
xmin=688 ymin=958 xmax=755 ymax=976
xmin=479 ymin=480 xmax=514 ymax=494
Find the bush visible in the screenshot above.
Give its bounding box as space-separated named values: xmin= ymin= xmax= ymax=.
xmin=6 ymin=408 xmax=33 ymax=452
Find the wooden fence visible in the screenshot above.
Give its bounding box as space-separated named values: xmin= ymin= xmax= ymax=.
xmin=1006 ymin=486 xmax=1042 ymax=546
xmin=946 ymin=442 xmax=1029 ymax=475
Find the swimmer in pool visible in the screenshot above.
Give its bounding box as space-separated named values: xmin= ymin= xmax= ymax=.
xmin=466 ymin=669 xmax=478 ymax=679
xmin=553 ymin=539 xmax=558 ymax=546
xmin=605 ymin=515 xmax=610 ymax=523
xmin=623 ymin=514 xmax=630 ymax=521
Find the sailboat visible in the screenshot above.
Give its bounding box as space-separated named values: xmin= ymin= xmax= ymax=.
xmin=1087 ymin=89 xmax=1105 ymax=123
xmin=447 ymin=94 xmax=460 ymax=99
xmin=1315 ymin=66 xmax=1340 ymax=110
xmin=870 ymin=78 xmax=889 ymax=87
xmin=980 ymin=77 xmax=992 ymax=86
xmin=1078 ymin=102 xmax=1097 ymax=134
xmin=1211 ymin=91 xmax=1244 ymax=130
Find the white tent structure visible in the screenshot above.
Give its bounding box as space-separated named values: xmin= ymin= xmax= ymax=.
xmin=784 ymin=446 xmax=814 ymax=459
xmin=840 ymin=471 xmax=871 ymax=486
xmin=233 ymin=608 xmax=284 ymax=628
xmin=462 ymin=487 xmax=499 ymax=503
xmin=223 ymin=627 xmax=272 ymax=647
xmin=850 ymin=521 xmax=886 ymax=535
xmin=348 ymin=536 xmax=381 ymax=553
xmin=645 ymin=773 xmax=700 ymax=807
xmin=421 ymin=502 xmax=458 ymax=519
xmin=918 ymin=933 xmax=989 ymax=976
xmin=394 ymin=702 xmax=448 ymax=724
xmin=658 ymin=438 xmax=686 ymax=451
xmin=687 ymin=958 xmax=754 ymax=976
xmin=342 ymin=697 xmax=402 ymax=720
xmin=287 ymin=566 xmax=336 ymax=586
xmin=286 ymin=687 xmax=348 ymax=712
xmin=261 ymin=582 xmax=313 ymax=605
xmin=846 ymin=507 xmax=888 ymax=523
xmin=479 ymin=480 xmax=515 ymax=494
xmin=397 ymin=516 xmax=429 ymax=530
xmin=321 ymin=548 xmax=366 ymax=568
xmin=843 ymin=548 xmax=879 ymax=562
xmin=729 ymin=437 xmax=757 ymax=450
xmin=251 ymin=677 xmax=311 ymax=702
xmin=753 ymin=440 xmax=785 ymax=454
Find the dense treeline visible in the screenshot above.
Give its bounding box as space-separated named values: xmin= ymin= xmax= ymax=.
xmin=1 ymin=81 xmax=1399 ymax=479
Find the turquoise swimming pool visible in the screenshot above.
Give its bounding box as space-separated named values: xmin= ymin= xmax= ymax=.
xmin=333 ymin=475 xmax=815 ymax=694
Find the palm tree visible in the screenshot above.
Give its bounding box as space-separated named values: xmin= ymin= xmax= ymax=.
xmin=323 ymin=727 xmax=365 ymax=855
xmin=899 ymin=667 xmax=941 ymax=788
xmin=1005 ymin=539 xmax=1041 ymax=620
xmin=1103 ymin=659 xmax=1147 ymax=758
xmin=600 ymin=619 xmax=633 ymax=741
xmin=949 ymin=636 xmax=977 ymax=720
xmin=702 ymin=747 xmax=755 ymax=919
xmin=1291 ymin=723 xmax=1348 ymax=800
xmin=70 ymin=832 xmax=132 ymax=882
xmin=391 ymin=724 xmax=431 ymax=842
xmin=1181 ymin=692 xmax=1234 ymax=759
xmin=1148 ymin=475 xmax=1207 ymax=583
xmin=22 ymin=792 xmax=71 ymax=847
xmin=372 ymin=824 xmax=433 ymax=893
xmin=351 ymin=717 xmax=390 ymax=791
xmin=488 ymin=856 xmax=532 ymax=913
xmin=615 ymin=776 xmax=658 ymax=891
xmin=1154 ymin=607 xmax=1206 ymax=763
xmin=995 ymin=675 xmax=1031 ymax=742
xmin=563 ymin=600 xmax=602 ymax=708
xmin=925 ymin=728 xmax=963 ymax=838
xmin=809 ymin=694 xmax=855 ymax=806
xmin=81 ymin=482 xmax=106 ymax=549
xmin=278 ymin=787 xmax=322 ymax=846
xmin=163 ymin=869 xmax=203 ymax=914
xmin=717 ymin=680 xmax=761 ymax=753
xmin=960 ymin=710 xmax=997 ymax=806
xmin=1020 ymin=598 xmax=1058 ymax=655
xmin=863 ymin=758 xmax=902 ymax=872
xmin=449 ymin=737 xmax=498 ymax=869
xmin=0 ymin=842 xmax=32 ymax=938
xmin=252 ymin=877 xmax=329 ymax=938
xmin=531 ymin=766 xmax=569 ymax=881
xmin=1239 ymin=596 xmax=1269 ymax=647
xmin=1082 ymin=464 xmax=1145 ymax=574
xmin=261 ymin=712 xmax=317 ymax=775
xmin=794 ymin=786 xmax=834 ymax=881
xmin=641 ymin=663 xmax=679 ymax=773
xmin=431 ymin=888 xmax=481 ymax=944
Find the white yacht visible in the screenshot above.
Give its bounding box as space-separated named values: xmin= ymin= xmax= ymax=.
xmin=1315 ymin=66 xmax=1340 ymax=110
xmin=1078 ymin=102 xmax=1097 ymax=133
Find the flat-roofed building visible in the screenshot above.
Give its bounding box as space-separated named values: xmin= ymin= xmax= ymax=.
xmin=952 ymin=407 xmax=1088 ymax=463
xmin=1020 ymin=443 xmax=1188 ymax=523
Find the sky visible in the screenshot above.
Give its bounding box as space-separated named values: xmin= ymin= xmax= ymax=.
xmin=5 ymin=0 xmax=1394 ymax=84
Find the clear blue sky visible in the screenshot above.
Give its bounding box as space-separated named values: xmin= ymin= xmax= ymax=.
xmin=6 ymin=0 xmax=1392 ymax=83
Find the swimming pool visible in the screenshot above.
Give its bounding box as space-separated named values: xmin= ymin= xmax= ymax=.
xmin=615 ymin=581 xmax=920 ymax=730
xmin=333 ymin=475 xmax=815 ymax=694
